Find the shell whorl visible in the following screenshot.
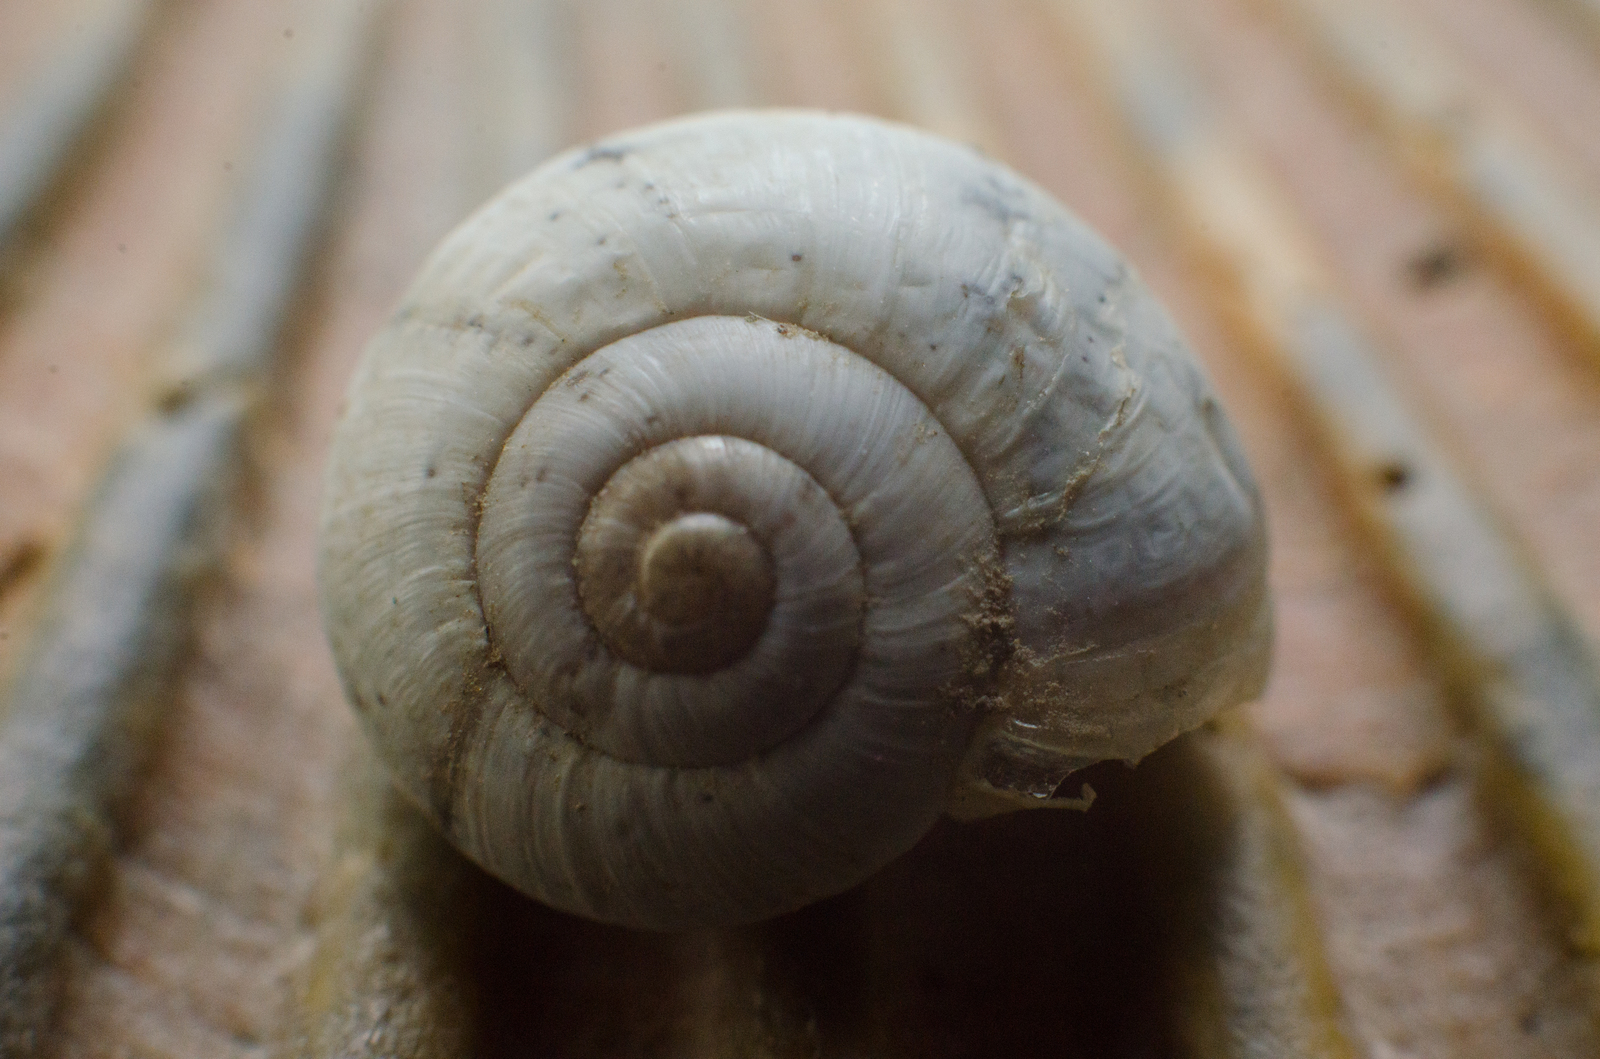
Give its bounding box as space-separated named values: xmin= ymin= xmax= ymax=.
xmin=319 ymin=110 xmax=1271 ymax=930
xmin=476 ymin=316 xmax=999 ymax=770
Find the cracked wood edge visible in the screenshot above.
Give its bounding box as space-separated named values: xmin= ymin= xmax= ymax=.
xmin=1259 ymin=0 xmax=1600 ymax=370
xmin=0 ymin=0 xmax=158 ymax=252
xmin=0 ymin=4 xmax=382 ymax=1052
xmin=1046 ymin=0 xmax=1600 ymax=969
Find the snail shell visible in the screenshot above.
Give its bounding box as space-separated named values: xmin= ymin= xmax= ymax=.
xmin=318 ymin=110 xmax=1270 ymax=931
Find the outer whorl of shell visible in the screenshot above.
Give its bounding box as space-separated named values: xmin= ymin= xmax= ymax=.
xmin=318 ymin=110 xmax=1271 ymax=931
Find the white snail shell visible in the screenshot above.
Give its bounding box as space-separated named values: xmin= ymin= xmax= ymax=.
xmin=318 ymin=110 xmax=1270 ymax=931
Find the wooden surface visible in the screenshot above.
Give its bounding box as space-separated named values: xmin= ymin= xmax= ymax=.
xmin=1 ymin=0 xmax=1598 ymax=1055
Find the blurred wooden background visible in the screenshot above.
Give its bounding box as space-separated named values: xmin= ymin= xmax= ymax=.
xmin=1 ymin=0 xmax=1599 ymax=1055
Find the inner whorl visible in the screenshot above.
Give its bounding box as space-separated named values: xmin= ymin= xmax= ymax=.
xmin=473 ymin=316 xmax=995 ymax=769
xmin=576 ymin=443 xmax=780 ymax=674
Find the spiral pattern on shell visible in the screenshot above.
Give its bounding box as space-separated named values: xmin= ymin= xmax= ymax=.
xmin=319 ymin=111 xmax=1270 ymax=930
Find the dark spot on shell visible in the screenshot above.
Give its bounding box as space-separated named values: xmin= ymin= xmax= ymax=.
xmin=549 ymin=210 xmax=562 ymax=221
xmin=963 ymin=177 xmax=1032 ymax=225
xmin=425 ymin=465 xmax=437 ymax=479
xmin=574 ymin=144 xmax=628 ymax=167
xmin=961 ymin=282 xmax=999 ymax=308
xmin=791 ymin=252 xmax=803 ymax=262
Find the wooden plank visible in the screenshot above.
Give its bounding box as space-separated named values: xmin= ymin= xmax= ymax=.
xmin=0 ymin=0 xmax=1592 ymax=1051
xmin=1536 ymin=0 xmax=1600 ymax=56
xmin=0 ymin=3 xmax=380 ymax=1051
xmin=665 ymin=0 xmax=763 ymax=111
xmin=465 ymin=0 xmax=577 ymax=200
xmin=0 ymin=401 xmax=241 ymax=1057
xmin=0 ymin=0 xmax=155 ymax=250
xmin=0 ymin=0 xmax=293 ymax=684
xmin=159 ymin=0 xmax=384 ymax=394
xmin=1260 ymin=0 xmax=1600 ymax=368
xmin=1046 ymin=0 xmax=1600 ymax=964
xmin=861 ymin=0 xmax=1008 ymax=156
